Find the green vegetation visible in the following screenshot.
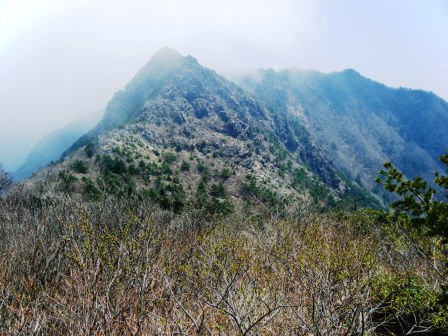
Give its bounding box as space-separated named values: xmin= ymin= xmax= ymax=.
xmin=376 ymin=151 xmax=448 ymax=242
xmin=194 ymin=180 xmax=233 ymax=215
xmin=196 ymin=159 xmax=207 ymax=173
xmin=58 ymin=171 xmax=77 ymax=193
xmin=101 ymin=154 xmax=127 ymax=175
xmin=371 ymin=274 xmax=448 ymax=332
xmin=196 ymin=159 xmax=211 ymax=183
xmin=210 ymin=182 xmax=226 ymax=198
xmin=71 ymin=159 xmax=88 ymax=174
xmin=162 ymin=151 xmax=177 ymax=164
xmin=81 ymin=177 xmax=100 ymax=201
xmin=291 ymin=167 xmax=334 ymax=204
xmin=242 ymin=174 xmax=281 ymax=207
xmin=180 ymin=160 xmax=190 ymax=171
xmin=84 ymin=142 xmax=95 ymax=158
xmin=220 ymin=167 xmax=231 ymax=179
xmin=374 ymin=150 xmax=448 ymax=333
xmin=155 ymin=182 xmax=185 ymax=212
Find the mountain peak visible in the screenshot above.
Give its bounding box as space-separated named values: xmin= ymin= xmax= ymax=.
xmin=149 ymin=47 xmax=183 ymax=63
xmin=97 ymin=47 xmax=208 ymax=131
xmin=341 ymin=68 xmax=361 ymax=78
xmin=132 ymin=47 xmax=185 ymax=84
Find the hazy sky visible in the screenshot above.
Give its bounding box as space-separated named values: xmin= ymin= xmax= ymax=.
xmin=0 ymin=0 xmax=447 ymax=170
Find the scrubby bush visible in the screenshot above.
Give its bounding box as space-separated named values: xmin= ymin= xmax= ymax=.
xmin=101 ymin=154 xmax=127 ymax=175
xmin=162 ymin=151 xmax=177 ymax=164
xmin=220 ymin=167 xmax=231 ymax=179
xmin=72 ymin=159 xmax=88 ymax=174
xmin=82 ymin=177 xmax=100 ymax=201
xmin=180 ymin=160 xmax=190 ymax=172
xmin=84 ymin=142 xmax=95 ymax=158
xmin=58 ymin=171 xmax=77 ymax=193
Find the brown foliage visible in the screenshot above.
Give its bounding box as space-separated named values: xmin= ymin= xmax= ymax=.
xmin=0 ymin=191 xmax=446 ymax=334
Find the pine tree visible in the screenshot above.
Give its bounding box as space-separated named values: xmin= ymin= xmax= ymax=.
xmin=376 ymin=151 xmax=448 ymax=243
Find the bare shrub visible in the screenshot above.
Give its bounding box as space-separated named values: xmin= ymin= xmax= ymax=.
xmin=0 ymin=190 xmax=446 ymax=334
xmin=0 ymin=164 xmax=12 ymax=195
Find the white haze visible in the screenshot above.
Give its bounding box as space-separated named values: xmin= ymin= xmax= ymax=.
xmin=0 ymin=0 xmax=447 ymax=171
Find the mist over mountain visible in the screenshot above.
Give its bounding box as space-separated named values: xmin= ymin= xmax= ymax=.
xmin=7 ymin=48 xmax=446 ymax=209
xmin=28 ymin=48 xmax=376 ymax=211
xmin=14 ymin=110 xmax=103 ymax=181
xmin=234 ymin=68 xmax=448 ymax=203
xmin=18 ymin=48 xmax=448 ymax=208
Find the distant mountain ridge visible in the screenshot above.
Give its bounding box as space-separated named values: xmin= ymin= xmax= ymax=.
xmin=234 ymin=68 xmax=448 ymax=202
xmin=14 ymin=110 xmax=103 ymax=180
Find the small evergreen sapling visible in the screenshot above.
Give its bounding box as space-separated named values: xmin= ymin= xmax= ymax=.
xmin=376 ymin=151 xmax=448 ymax=243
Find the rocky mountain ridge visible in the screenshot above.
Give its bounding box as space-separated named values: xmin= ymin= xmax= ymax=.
xmin=27 ymin=48 xmax=370 ymax=212
xmin=234 ymin=68 xmax=448 ymax=203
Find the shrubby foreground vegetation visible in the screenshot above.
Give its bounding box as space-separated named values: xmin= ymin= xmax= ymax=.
xmin=0 ymin=152 xmax=447 ymax=335
xmin=0 ymin=196 xmax=446 ymax=334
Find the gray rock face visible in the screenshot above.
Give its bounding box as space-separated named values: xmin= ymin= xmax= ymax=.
xmin=125 ymin=49 xmax=346 ymax=192
xmin=51 ymin=48 xmax=372 ymax=208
